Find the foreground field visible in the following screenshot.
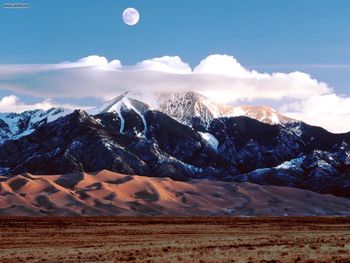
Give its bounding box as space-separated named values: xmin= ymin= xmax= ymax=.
xmin=0 ymin=217 xmax=349 ymax=262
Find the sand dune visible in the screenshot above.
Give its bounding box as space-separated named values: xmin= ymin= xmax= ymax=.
xmin=0 ymin=170 xmax=349 ymax=216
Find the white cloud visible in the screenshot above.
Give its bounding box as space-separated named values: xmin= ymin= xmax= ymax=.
xmin=0 ymin=54 xmax=349 ymax=132
xmin=73 ymin=55 xmax=122 ymax=69
xmin=282 ymin=94 xmax=350 ymax=133
xmin=0 ymin=95 xmax=88 ymax=113
xmin=194 ymin=54 xmax=253 ymax=77
xmin=191 ymin=55 xmax=331 ymax=103
xmin=135 ymin=56 xmax=191 ymax=73
xmin=0 ymin=55 xmax=332 ymax=102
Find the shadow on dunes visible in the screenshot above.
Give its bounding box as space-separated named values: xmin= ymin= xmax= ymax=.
xmin=0 ymin=170 xmax=350 ymax=216
xmin=106 ymin=175 xmax=133 ymax=185
xmin=55 ymin=172 xmax=85 ymax=189
xmin=8 ymin=176 xmax=30 ymax=192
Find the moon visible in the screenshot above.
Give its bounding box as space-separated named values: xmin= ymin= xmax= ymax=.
xmin=122 ymin=8 xmax=140 ymax=26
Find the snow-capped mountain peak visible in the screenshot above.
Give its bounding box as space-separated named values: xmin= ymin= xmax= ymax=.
xmin=0 ymin=107 xmax=71 ymax=143
xmin=99 ymin=92 xmax=150 ymax=114
xmin=234 ymin=105 xmax=294 ymax=125
xmin=157 ymin=91 xmax=224 ymax=125
xmin=156 ymin=91 xmax=294 ymax=126
xmin=0 ymin=91 xmax=293 ymax=144
xmin=98 ymin=92 xmax=150 ymax=134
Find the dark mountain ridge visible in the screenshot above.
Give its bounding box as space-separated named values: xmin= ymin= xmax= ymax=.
xmin=0 ymin=105 xmax=349 ymax=197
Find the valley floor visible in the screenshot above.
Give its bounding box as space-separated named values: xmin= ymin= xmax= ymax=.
xmin=0 ymin=216 xmax=349 ymax=262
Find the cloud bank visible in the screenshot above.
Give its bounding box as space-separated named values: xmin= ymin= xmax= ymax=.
xmin=0 ymin=54 xmax=349 ymax=133
xmin=0 ymin=95 xmax=89 ymax=113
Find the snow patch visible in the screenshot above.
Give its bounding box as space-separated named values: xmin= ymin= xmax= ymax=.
xmin=107 ymin=100 xmax=125 ymax=134
xmin=269 ymin=112 xmax=280 ymax=125
xmin=199 ymin=132 xmax=219 ymax=150
xmin=276 ymin=156 xmax=305 ymax=169
xmin=123 ymin=97 xmax=148 ymax=134
xmin=0 ymin=167 xmax=9 ymax=174
xmin=289 ymin=123 xmax=303 ymax=136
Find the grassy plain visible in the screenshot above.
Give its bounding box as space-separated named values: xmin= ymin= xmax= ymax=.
xmin=0 ymin=217 xmax=349 ymax=262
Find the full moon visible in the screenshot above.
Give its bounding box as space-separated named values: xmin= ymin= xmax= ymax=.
xmin=122 ymin=7 xmax=140 ymax=26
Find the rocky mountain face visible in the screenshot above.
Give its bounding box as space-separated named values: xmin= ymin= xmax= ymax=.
xmin=0 ymin=108 xmax=70 ymax=144
xmin=0 ymin=95 xmax=349 ymax=197
xmin=0 ymin=91 xmax=292 ymax=142
xmin=157 ymin=91 xmax=294 ymax=127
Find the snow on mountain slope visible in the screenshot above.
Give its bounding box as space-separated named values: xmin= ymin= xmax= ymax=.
xmin=98 ymin=92 xmax=150 ymax=134
xmin=198 ymin=132 xmax=219 ymax=151
xmin=156 ymin=91 xmax=294 ymax=126
xmin=157 ymin=91 xmax=228 ymax=125
xmin=237 ymin=105 xmax=294 ymax=125
xmin=0 ymin=91 xmax=294 ymax=145
xmin=100 ymin=91 xmax=293 ymax=128
xmin=0 ymin=108 xmax=71 ymax=143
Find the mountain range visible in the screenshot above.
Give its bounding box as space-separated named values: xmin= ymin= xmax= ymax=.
xmin=0 ymin=108 xmax=70 ymax=144
xmin=0 ymin=91 xmax=349 ymax=200
xmin=0 ymin=91 xmax=292 ymax=144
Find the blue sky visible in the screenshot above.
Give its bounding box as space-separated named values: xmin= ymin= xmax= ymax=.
xmin=0 ymin=0 xmax=350 ymax=132
xmin=1 ymin=1 xmax=350 ymax=64
xmin=1 ymin=1 xmax=350 ymax=75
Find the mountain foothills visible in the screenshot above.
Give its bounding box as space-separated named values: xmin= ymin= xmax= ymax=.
xmin=0 ymin=92 xmax=349 ymax=198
